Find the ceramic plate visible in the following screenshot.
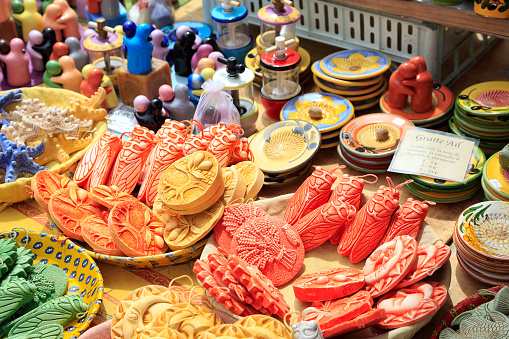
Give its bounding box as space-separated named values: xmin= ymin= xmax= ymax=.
xmin=263 ymin=164 xmax=312 ymax=186
xmin=248 ymin=120 xmax=321 ymax=174
xmin=379 ymin=84 xmax=454 ymax=122
xmin=454 ymin=110 xmax=509 ymax=132
xmin=457 ymin=253 xmax=509 ymax=286
xmin=0 ymin=230 xmax=103 ymax=339
xmin=340 ymin=113 xmax=414 ymax=158
xmin=321 ymin=128 xmax=342 ymax=140
xmin=311 ymin=61 xmax=381 ymax=86
xmin=481 ymin=177 xmax=507 ymax=201
xmin=458 ymin=250 xmax=509 ymax=281
xmin=264 ymin=160 xmax=313 ymax=180
xmin=455 ymin=106 xmax=509 ymax=126
xmin=313 ymin=74 xmax=384 ymax=95
xmin=455 ymin=115 xmax=509 ymax=137
xmin=449 ymin=118 xmax=509 ymax=144
xmin=408 ymin=146 xmax=485 ymax=188
xmin=404 ymin=183 xmax=480 ymax=204
xmin=456 ymin=201 xmax=509 ymax=260
xmin=338 ymin=148 xmax=389 ymax=173
xmin=483 ymin=152 xmax=509 ymax=200
xmin=320 ymin=50 xmax=391 ymax=80
xmin=456 ymin=81 xmax=509 ymax=116
xmin=338 ymin=144 xmax=392 ymax=165
xmin=351 ymin=97 xmax=380 ymax=111
xmin=403 ymin=174 xmax=480 ymax=194
xmin=415 ymin=110 xmax=453 ymax=128
xmin=317 ymin=78 xmax=387 ymax=102
xmin=280 ymin=93 xmax=355 ymax=133
xmin=339 ymin=147 xmax=390 ymax=169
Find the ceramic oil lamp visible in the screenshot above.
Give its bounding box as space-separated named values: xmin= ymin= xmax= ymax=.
xmin=83 ymin=18 xmax=124 ymax=86
xmin=213 ymin=56 xmax=258 ymax=136
xmin=260 ymin=36 xmax=301 ymax=120
xmin=211 ymin=0 xmax=253 ymax=62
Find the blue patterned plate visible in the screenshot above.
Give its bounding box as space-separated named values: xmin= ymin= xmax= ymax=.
xmin=320 ymin=50 xmax=391 ymax=80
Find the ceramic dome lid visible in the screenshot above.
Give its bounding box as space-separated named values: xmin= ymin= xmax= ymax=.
xmin=211 ymin=5 xmax=248 ymax=23
xmin=213 ymin=67 xmax=255 ymax=89
xmin=257 ymin=5 xmax=301 ymax=25
xmin=261 ymin=49 xmax=300 ymax=71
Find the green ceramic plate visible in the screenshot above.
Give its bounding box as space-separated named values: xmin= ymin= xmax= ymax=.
xmin=405 ymin=181 xmax=481 ymax=203
xmin=454 ymin=108 xmax=509 ymax=130
xmin=451 ymin=118 xmax=509 ymax=142
xmin=482 ymin=152 xmax=509 ymax=200
xmin=456 ymin=81 xmax=509 ymax=117
xmin=481 ymin=178 xmax=505 ymax=201
xmin=403 ymin=174 xmax=480 ymax=194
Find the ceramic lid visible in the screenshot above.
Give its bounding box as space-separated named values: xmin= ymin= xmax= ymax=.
xmin=83 ymin=32 xmax=123 ymax=52
xmin=213 ymin=67 xmax=255 ymax=89
xmin=211 ymin=5 xmax=248 ymax=23
xmin=260 ymin=49 xmax=300 ymax=71
xmin=257 ymin=5 xmax=301 ymax=25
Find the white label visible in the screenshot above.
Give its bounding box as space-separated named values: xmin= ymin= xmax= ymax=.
xmin=392 ymin=117 xmax=406 ymax=126
xmin=490 ymin=179 xmax=503 ymax=188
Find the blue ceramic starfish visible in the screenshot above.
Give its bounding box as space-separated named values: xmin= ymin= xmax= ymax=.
xmin=0 ymin=90 xmax=23 ymax=127
xmin=0 ymin=133 xmax=47 ymax=183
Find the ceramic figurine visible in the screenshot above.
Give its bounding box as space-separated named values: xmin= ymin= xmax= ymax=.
xmin=209 ymin=51 xmax=226 ymax=70
xmin=0 ymin=40 xmax=9 ymax=78
xmin=43 ymin=60 xmax=63 ymax=88
xmin=10 ymin=1 xmax=24 ymax=40
xmin=151 ymin=29 xmax=170 ymax=61
xmin=203 ymin=37 xmax=224 ymax=55
xmin=133 ymin=95 xmax=165 ymax=132
xmin=123 ymin=21 xmax=153 ymax=74
xmin=191 ymin=44 xmax=214 ymax=71
xmin=101 ymin=0 xmax=119 ymax=18
xmin=0 ymin=0 xmax=16 ymax=42
xmin=54 ymin=0 xmax=81 ymax=39
xmin=26 ymin=31 xmax=45 ymax=72
xmin=158 ymin=84 xmax=174 ymax=118
xmin=173 ymin=30 xmax=196 ymax=77
xmin=86 ymin=0 xmax=101 ymax=14
xmin=387 ymin=62 xmax=417 ymax=109
xmin=41 ymin=4 xmax=65 ymax=42
xmin=49 ymin=42 xmax=69 ymax=61
xmin=0 ymin=38 xmax=30 ymax=87
xmin=82 ymin=64 xmax=118 ymax=109
xmin=292 ymin=308 xmax=326 ymax=339
xmin=65 ymin=37 xmax=89 ymax=72
xmin=81 ymin=67 xmax=110 ymax=109
xmin=162 ymin=83 xmax=195 ymax=121
xmin=33 ymin=28 xmax=57 ymax=67
xmin=50 ymin=56 xmax=83 ymax=92
xmin=11 ymin=0 xmax=43 ymax=42
xmin=176 ymin=25 xmax=202 ymax=48
xmin=403 ymin=56 xmax=434 ymax=113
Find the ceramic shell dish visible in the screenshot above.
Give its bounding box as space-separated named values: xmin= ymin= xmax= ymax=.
xmin=0 ymin=230 xmax=103 ymax=339
xmin=0 ymin=88 xmax=108 ymax=207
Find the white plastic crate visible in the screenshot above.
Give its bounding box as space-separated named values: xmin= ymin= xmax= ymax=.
xmin=202 ymin=0 xmax=497 ymax=85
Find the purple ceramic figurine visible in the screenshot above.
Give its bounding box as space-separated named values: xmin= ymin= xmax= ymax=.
xmin=27 ymin=31 xmax=45 ymax=72
xmin=151 ymin=29 xmax=170 ymax=61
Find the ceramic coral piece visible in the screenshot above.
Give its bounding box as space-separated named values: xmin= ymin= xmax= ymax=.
xmin=89 ymin=185 xmax=138 ymax=209
xmin=0 ymin=133 xmax=47 ymax=183
xmin=231 ymin=215 xmax=305 ymax=286
xmin=320 ymin=308 xmax=387 ymax=338
xmin=376 ymin=281 xmax=448 ymax=329
xmin=363 ymin=235 xmax=418 ymax=298
xmin=395 ymin=244 xmax=451 ymax=289
xmin=67 ymin=88 xmax=108 ymax=121
xmin=48 ymin=187 xmax=107 ymax=241
xmin=379 ymin=198 xmax=434 ymax=245
xmin=214 ymin=204 xmax=269 ymax=255
xmin=231 ymin=161 xmax=264 ymax=201
xmin=284 ymin=167 xmax=337 ymax=226
xmin=292 ymin=268 xmax=365 ymax=302
xmin=23 ymin=107 xmax=92 ymax=137
xmin=293 ymin=198 xmax=356 ymax=251
xmin=108 ymin=200 xmax=167 ymax=257
xmin=82 ymin=211 xmax=124 ymax=256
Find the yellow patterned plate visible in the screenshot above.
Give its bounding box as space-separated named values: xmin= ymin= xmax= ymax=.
xmin=248 ymin=120 xmax=321 ymax=175
xmin=313 ymin=74 xmax=384 ymax=96
xmin=50 ymin=221 xmax=207 ymax=268
xmin=456 ymin=201 xmax=509 ymax=260
xmin=311 ymin=61 xmax=381 ymax=87
xmin=320 ymin=49 xmax=391 ymax=80
xmin=0 ymin=230 xmax=103 ymax=339
xmin=457 ymin=81 xmax=509 ymax=116
xmin=483 ymin=152 xmax=509 ymax=200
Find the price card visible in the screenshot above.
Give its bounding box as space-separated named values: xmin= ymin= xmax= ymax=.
xmin=388 ymin=128 xmax=478 ymax=183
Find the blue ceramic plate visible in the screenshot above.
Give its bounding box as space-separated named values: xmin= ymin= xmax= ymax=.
xmin=280 ymin=93 xmax=355 ymax=133
xmin=320 ymin=49 xmax=391 ymax=80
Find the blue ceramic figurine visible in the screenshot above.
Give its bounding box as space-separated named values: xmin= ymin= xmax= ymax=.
xmin=122 ymin=21 xmax=153 ymax=75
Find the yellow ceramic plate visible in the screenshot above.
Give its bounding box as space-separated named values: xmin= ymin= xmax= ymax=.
xmin=320 ymin=49 xmax=391 ymax=80
xmin=483 ymin=152 xmax=509 ymax=200
xmin=481 ymin=177 xmax=506 ymax=201
xmin=313 ymin=75 xmax=384 ymax=95
xmin=248 ymin=120 xmax=321 ymax=174
xmin=311 ymin=61 xmax=381 ymax=87
xmin=0 ymin=230 xmax=103 ymax=339
xmin=322 ymin=78 xmax=387 ymax=102
xmin=457 ymin=81 xmax=509 ymax=116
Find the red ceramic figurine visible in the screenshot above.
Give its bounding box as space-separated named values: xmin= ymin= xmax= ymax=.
xmin=80 ymin=68 xmax=111 ymax=109
xmin=49 ymin=42 xmax=69 ymax=61
xmin=387 ymin=62 xmax=417 ymax=109
xmin=403 ymin=56 xmax=434 ymax=113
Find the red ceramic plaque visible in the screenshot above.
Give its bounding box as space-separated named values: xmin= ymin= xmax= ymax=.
xmin=228 ymin=255 xmax=290 ymax=318
xmin=293 ymin=199 xmax=356 ymax=251
xmin=31 ymin=170 xmax=78 ymax=214
xmin=82 ymin=211 xmax=124 ymax=256
xmin=376 ymin=281 xmax=448 ymax=329
xmin=321 ymin=308 xmax=387 ymax=338
xmin=301 ymin=290 xmax=373 ymax=330
xmin=89 ymin=185 xmax=138 ymax=209
xmin=292 ymin=268 xmax=365 ymax=302
xmin=395 ymin=244 xmax=451 ymax=289
xmin=363 ymin=235 xmax=418 ymax=298
xmin=284 ymin=167 xmax=336 ymax=226
xmin=214 ymin=204 xmax=269 ymax=255
xmin=48 ymin=187 xmax=106 ymax=241
xmin=108 ymin=200 xmax=167 ymax=257
xmin=231 ymin=216 xmax=305 ymax=287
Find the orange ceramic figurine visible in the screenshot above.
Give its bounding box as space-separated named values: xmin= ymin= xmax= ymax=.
xmin=51 ymin=56 xmax=83 ymax=93
xmin=49 ymin=42 xmax=69 ymax=61
xmin=387 ymin=62 xmax=417 ymax=109
xmin=86 ymin=0 xmax=102 ymax=14
xmin=0 ymin=38 xmax=30 ymax=87
xmin=403 ymin=56 xmax=434 ymax=113
xmin=41 ymin=4 xmax=65 ymax=42
xmin=55 ymin=0 xmax=81 ymax=39
xmin=80 ymin=67 xmax=111 ymax=109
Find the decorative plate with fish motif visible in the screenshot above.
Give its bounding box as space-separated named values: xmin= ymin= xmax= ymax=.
xmin=248 ymin=120 xmax=321 ymax=174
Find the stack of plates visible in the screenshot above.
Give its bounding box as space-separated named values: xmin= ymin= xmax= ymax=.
xmin=453 ymin=201 xmax=509 ymax=286
xmin=311 ymin=49 xmax=391 ymax=111
xmin=379 ymin=83 xmax=454 ymax=131
xmin=402 ymin=146 xmax=485 ymax=203
xmin=481 ymin=151 xmax=509 ymax=202
xmin=451 ymin=81 xmax=509 ymax=156
xmin=338 ymin=113 xmax=414 ymax=173
xmin=247 ymin=120 xmax=321 ymax=186
xmin=280 ymin=92 xmax=355 ymax=150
